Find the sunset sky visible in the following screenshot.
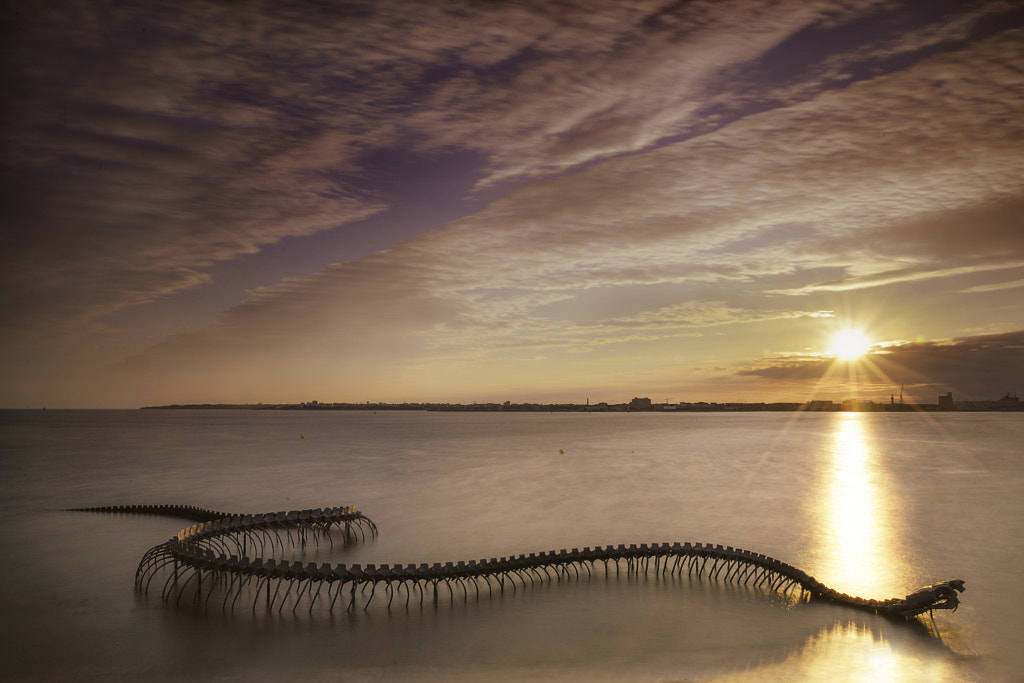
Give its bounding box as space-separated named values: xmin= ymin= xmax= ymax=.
xmin=2 ymin=0 xmax=1023 ymax=408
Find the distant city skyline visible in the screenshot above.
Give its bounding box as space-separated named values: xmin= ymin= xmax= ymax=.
xmin=146 ymin=387 xmax=1021 ymax=413
xmin=3 ymin=2 xmax=1023 ymax=408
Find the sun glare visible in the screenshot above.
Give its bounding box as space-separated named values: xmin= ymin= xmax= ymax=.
xmin=830 ymin=329 xmax=872 ymax=361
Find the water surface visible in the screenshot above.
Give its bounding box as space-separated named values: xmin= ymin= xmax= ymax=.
xmin=1 ymin=409 xmax=1021 ymax=681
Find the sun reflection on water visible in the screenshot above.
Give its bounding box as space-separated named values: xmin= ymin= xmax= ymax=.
xmin=717 ymin=620 xmax=964 ymax=682
xmin=811 ymin=413 xmax=903 ymax=599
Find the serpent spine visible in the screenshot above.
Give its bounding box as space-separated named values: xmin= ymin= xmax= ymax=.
xmin=71 ymin=504 xmax=964 ymax=617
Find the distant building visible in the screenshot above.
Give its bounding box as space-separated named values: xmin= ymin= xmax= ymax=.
xmin=938 ymin=392 xmax=955 ymax=410
xmin=767 ymin=402 xmax=802 ymax=411
xmin=958 ymin=393 xmax=1022 ymax=411
xmin=995 ymin=392 xmax=1021 ymax=410
xmin=629 ymin=397 xmax=652 ymax=410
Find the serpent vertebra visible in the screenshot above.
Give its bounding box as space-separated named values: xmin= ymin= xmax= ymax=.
xmin=70 ymin=504 xmax=964 ymax=618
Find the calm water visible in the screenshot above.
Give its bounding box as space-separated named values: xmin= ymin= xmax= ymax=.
xmin=1 ymin=409 xmax=1022 ymax=682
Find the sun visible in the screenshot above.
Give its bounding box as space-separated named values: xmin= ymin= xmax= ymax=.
xmin=829 ymin=328 xmax=872 ymax=361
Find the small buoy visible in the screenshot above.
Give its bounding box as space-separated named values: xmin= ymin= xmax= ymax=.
xmin=300 ymin=435 xmax=304 ymax=439
xmin=559 ymin=449 xmax=564 ymax=454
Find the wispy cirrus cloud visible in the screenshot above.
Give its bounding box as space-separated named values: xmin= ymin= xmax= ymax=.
xmin=2 ymin=1 xmax=1023 ymax=405
xmin=770 ymin=196 xmax=1024 ymax=295
xmin=959 ymin=279 xmax=1024 ymax=294
xmin=6 ymin=1 xmax=1020 ymax=332
xmin=109 ymin=20 xmax=1024 ymax=401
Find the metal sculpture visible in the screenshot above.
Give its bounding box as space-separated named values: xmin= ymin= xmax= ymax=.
xmin=70 ymin=504 xmax=964 ymax=619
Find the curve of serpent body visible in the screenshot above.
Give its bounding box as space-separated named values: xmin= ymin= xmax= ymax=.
xmin=70 ymin=504 xmax=965 ymax=618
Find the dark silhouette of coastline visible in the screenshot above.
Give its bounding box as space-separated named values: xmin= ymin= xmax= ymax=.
xmin=142 ymin=392 xmax=1021 ymax=412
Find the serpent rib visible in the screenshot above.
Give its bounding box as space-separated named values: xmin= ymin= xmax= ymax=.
xmin=70 ymin=504 xmax=964 ymax=618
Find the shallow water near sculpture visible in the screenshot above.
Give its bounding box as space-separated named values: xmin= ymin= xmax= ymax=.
xmin=1 ymin=409 xmax=1022 ymax=681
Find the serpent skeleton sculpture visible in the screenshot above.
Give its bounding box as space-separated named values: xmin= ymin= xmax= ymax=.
xmin=70 ymin=504 xmax=965 ymax=620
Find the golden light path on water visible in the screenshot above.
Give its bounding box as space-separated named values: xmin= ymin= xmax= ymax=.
xmin=811 ymin=414 xmax=901 ymax=678
xmin=814 ymin=412 xmax=902 ymax=599
xmin=776 ymin=413 xmax=938 ymax=682
xmin=730 ymin=413 xmax=965 ymax=682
